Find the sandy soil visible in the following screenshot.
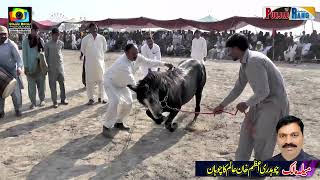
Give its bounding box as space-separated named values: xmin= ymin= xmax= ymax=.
xmin=1 ymin=50 xmax=319 ymax=180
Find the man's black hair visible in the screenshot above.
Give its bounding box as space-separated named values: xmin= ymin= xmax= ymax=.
xmin=226 ymin=33 xmax=249 ymax=51
xmin=51 ymin=28 xmax=59 ymax=34
xmin=194 ymin=30 xmax=201 ymax=34
xmin=276 ymin=115 xmax=304 ymax=134
xmin=88 ymin=22 xmax=97 ymax=28
xmin=32 ymin=23 xmax=39 ymax=30
xmin=124 ymin=43 xmax=137 ymax=52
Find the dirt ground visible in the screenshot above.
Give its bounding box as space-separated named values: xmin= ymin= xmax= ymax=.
xmin=1 ymin=50 xmax=319 ymax=180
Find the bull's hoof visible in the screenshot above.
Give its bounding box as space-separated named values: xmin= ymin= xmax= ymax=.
xmin=169 ymin=123 xmax=178 ymax=132
xmin=165 ymin=121 xmax=171 ymax=129
xmin=165 ymin=122 xmax=178 ymax=132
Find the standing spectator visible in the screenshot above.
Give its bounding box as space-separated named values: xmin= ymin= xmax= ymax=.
xmin=44 ymin=28 xmax=68 ymax=108
xmin=191 ymin=30 xmax=207 ymax=64
xmin=80 ymin=23 xmax=107 ymax=105
xmin=71 ymin=32 xmax=77 ymax=50
xmin=140 ymin=35 xmax=161 ymax=77
xmin=22 ymin=23 xmax=46 ymax=109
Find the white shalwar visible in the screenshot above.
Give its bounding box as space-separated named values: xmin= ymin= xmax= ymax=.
xmin=80 ymin=33 xmax=107 ymax=100
xmin=191 ymin=37 xmax=207 ymax=64
xmin=284 ymin=44 xmax=297 ymax=62
xmin=71 ymin=34 xmax=77 ymax=49
xmin=140 ymin=43 xmax=161 ymax=76
xmin=103 ymin=54 xmax=165 ymax=128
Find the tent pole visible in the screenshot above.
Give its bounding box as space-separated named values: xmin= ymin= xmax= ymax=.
xmin=311 ymin=20 xmax=314 ymax=31
xmin=272 ymin=35 xmax=275 ymax=61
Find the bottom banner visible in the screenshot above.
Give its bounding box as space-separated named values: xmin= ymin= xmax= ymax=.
xmin=195 ymin=160 xmax=319 ymax=177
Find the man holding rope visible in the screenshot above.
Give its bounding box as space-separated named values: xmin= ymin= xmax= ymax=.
xmin=213 ymin=33 xmax=289 ymax=161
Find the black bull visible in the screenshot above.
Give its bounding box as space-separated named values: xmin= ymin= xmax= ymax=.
xmin=128 ymin=59 xmax=207 ymax=132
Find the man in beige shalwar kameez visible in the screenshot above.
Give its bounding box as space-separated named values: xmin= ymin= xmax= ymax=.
xmin=213 ymin=33 xmax=289 ymax=161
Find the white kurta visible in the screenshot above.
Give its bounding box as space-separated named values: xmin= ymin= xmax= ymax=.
xmin=71 ymin=34 xmax=77 ymax=49
xmin=103 ymin=54 xmax=165 ymax=128
xmin=140 ymin=43 xmax=161 ymax=76
xmin=81 ymin=34 xmax=107 ymax=82
xmin=302 ymin=43 xmax=311 ymax=56
xmin=191 ymin=37 xmax=207 ymax=64
xmin=80 ymin=33 xmax=107 ymax=100
xmin=284 ymin=44 xmax=297 ymax=62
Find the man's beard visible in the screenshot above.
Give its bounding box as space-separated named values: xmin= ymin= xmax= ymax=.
xmin=0 ymin=37 xmax=7 ymax=44
xmin=133 ymin=56 xmax=137 ymax=60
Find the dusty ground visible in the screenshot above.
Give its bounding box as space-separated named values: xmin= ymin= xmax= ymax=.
xmin=0 ymin=50 xmax=319 ymax=180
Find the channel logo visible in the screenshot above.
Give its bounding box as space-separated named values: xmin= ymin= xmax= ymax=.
xmin=8 ymin=7 xmax=32 ymax=33
xmin=8 ymin=7 xmax=31 ymax=23
xmin=263 ymin=7 xmax=316 ymax=20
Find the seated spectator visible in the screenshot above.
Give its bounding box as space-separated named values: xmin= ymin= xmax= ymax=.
xmin=284 ymin=41 xmax=297 ymax=63
xmin=166 ymin=44 xmax=174 ymax=56
xmin=255 ymin=41 xmax=264 ymax=52
xmin=301 ymin=43 xmax=312 ymax=57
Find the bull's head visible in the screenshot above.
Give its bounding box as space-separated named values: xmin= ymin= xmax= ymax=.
xmin=128 ymin=83 xmax=163 ymax=119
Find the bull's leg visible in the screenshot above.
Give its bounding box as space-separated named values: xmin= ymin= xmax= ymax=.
xmin=146 ymin=109 xmax=163 ymax=124
xmin=193 ymin=89 xmax=203 ymax=123
xmin=164 ymin=110 xmax=179 ymax=132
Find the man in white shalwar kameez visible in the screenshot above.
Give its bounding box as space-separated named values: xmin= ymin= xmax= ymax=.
xmin=191 ymin=30 xmax=207 ymax=64
xmin=140 ymin=35 xmax=161 ymax=77
xmin=71 ymin=33 xmax=77 ymax=50
xmin=213 ymin=33 xmax=289 ymax=162
xmin=102 ymin=44 xmax=173 ymax=138
xmin=80 ymin=23 xmax=107 ymax=105
xmin=284 ymin=41 xmax=297 ymax=63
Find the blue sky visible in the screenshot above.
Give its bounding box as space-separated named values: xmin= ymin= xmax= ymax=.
xmin=1 ymin=0 xmax=319 ymax=21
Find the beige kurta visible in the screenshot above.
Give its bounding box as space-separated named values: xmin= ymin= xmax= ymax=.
xmin=220 ymin=49 xmax=289 ymax=161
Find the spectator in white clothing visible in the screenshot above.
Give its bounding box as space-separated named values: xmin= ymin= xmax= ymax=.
xmin=191 ymin=30 xmax=207 ymax=64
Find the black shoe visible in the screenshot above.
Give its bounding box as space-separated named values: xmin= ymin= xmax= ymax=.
xmin=98 ymin=98 xmax=107 ymax=104
xmin=0 ymin=112 xmax=4 ymax=119
xmin=102 ymin=126 xmax=117 ymax=138
xmin=61 ymin=100 xmax=69 ymax=105
xmin=15 ymin=110 xmax=22 ymax=117
xmin=39 ymin=101 xmax=46 ymax=107
xmin=114 ymin=123 xmax=130 ymax=131
xmin=30 ymin=104 xmax=36 ymax=109
xmin=87 ymin=99 xmax=94 ymax=105
xmin=53 ymin=103 xmax=58 ymax=108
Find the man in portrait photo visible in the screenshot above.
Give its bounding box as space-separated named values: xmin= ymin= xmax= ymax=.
xmin=269 ymin=115 xmax=319 ymax=161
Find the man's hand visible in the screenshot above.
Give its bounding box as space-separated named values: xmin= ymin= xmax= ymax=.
xmin=17 ymin=68 xmax=22 ymax=76
xmin=164 ymin=63 xmax=174 ymax=69
xmin=212 ymin=104 xmax=224 ymax=115
xmin=236 ymin=102 xmax=248 ymax=113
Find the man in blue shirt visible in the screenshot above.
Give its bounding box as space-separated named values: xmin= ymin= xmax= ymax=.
xmin=0 ymin=25 xmax=23 ymax=118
